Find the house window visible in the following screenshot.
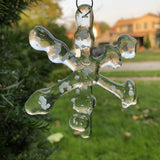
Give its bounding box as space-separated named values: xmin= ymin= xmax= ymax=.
xmin=120 ymin=25 xmax=133 ymax=32
xmin=136 ymin=23 xmax=147 ymax=30
xmin=152 ymin=22 xmax=160 ymax=29
xmin=152 ymin=22 xmax=155 ymax=29
xmin=136 ymin=24 xmax=141 ymax=30
xmin=155 ymin=22 xmax=160 ymax=29
xmin=144 ymin=23 xmax=147 ymax=29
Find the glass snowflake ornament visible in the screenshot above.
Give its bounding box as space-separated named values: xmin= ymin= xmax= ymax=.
xmin=25 ymin=4 xmax=137 ymax=138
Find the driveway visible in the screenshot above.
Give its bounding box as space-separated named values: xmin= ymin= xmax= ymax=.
xmin=100 ymin=61 xmax=160 ymax=80
xmin=100 ymin=61 xmax=160 ymax=71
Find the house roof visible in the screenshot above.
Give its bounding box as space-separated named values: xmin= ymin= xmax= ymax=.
xmin=113 ymin=13 xmax=159 ymax=27
xmin=142 ymin=13 xmax=159 ymax=18
xmin=113 ymin=18 xmax=136 ymax=27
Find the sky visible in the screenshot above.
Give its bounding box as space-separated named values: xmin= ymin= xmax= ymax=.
xmin=56 ymin=0 xmax=160 ymax=28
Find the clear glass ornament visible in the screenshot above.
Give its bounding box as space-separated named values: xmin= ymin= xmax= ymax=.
xmin=25 ymin=4 xmax=137 ymax=138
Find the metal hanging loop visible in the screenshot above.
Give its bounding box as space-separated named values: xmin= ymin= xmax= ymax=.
xmin=76 ymin=0 xmax=93 ymax=16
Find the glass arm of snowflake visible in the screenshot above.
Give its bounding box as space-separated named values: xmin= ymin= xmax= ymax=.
xmin=25 ymin=3 xmax=137 ymax=138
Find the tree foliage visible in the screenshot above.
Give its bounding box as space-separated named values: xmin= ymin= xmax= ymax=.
xmin=19 ymin=0 xmax=62 ymax=28
xmin=156 ymin=30 xmax=160 ymax=48
xmin=96 ymin=21 xmax=110 ymax=34
xmin=155 ymin=14 xmax=160 ymax=48
xmin=144 ymin=34 xmax=151 ymax=49
xmin=0 ymin=0 xmax=72 ymax=159
xmin=0 ymin=0 xmax=40 ymax=27
xmin=0 ymin=25 xmax=56 ymax=160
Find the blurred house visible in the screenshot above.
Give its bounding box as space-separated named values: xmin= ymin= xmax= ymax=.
xmin=96 ymin=13 xmax=160 ymax=49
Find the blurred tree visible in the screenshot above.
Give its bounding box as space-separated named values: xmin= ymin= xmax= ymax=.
xmin=0 ymin=33 xmax=54 ymax=158
xmin=155 ymin=13 xmax=160 ymax=48
xmin=47 ymin=22 xmax=73 ymax=49
xmin=0 ymin=0 xmax=39 ymax=27
xmin=156 ymin=30 xmax=160 ymax=48
xmin=144 ymin=34 xmax=151 ymax=49
xmin=95 ymin=22 xmax=110 ymax=34
xmin=19 ymin=0 xmax=62 ymax=28
xmin=0 ymin=0 xmax=64 ymax=159
xmin=69 ymin=21 xmax=76 ymax=32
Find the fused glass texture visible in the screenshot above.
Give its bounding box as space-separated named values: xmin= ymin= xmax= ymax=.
xmin=25 ymin=5 xmax=137 ymax=138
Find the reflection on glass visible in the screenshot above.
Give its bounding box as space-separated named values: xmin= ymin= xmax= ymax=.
xmin=25 ymin=4 xmax=137 ymax=138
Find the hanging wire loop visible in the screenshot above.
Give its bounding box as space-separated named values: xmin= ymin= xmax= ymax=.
xmin=76 ymin=0 xmax=93 ymax=16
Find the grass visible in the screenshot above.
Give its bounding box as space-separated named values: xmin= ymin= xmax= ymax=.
xmin=125 ymin=50 xmax=160 ymax=62
xmin=46 ymin=81 xmax=160 ymax=160
xmin=101 ymin=70 xmax=160 ymax=77
xmin=43 ymin=50 xmax=160 ymax=159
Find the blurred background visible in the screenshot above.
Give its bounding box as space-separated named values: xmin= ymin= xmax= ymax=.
xmin=60 ymin=0 xmax=160 ymax=50
xmin=0 ymin=0 xmax=160 ymax=160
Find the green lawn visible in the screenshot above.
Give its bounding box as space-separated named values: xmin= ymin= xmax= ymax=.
xmin=48 ymin=70 xmax=160 ymax=85
xmin=101 ymin=70 xmax=160 ymax=78
xmin=125 ymin=50 xmax=160 ymax=62
xmin=44 ymin=50 xmax=160 ymax=160
xmin=46 ymin=81 xmax=160 ymax=160
xmin=46 ymin=50 xmax=160 ymax=86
